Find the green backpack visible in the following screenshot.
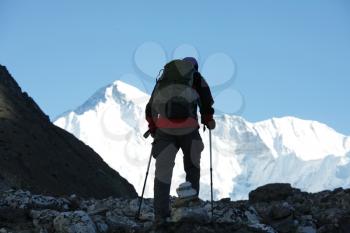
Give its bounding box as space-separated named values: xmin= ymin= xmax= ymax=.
xmin=152 ymin=59 xmax=199 ymax=120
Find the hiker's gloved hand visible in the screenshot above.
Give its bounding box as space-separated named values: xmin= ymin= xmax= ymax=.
xmin=205 ymin=119 xmax=216 ymax=130
xmin=150 ymin=128 xmax=156 ymax=138
xmin=146 ymin=119 xmax=156 ymax=138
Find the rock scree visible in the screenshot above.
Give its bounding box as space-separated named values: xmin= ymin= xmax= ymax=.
xmin=1 ymin=183 xmax=350 ymax=233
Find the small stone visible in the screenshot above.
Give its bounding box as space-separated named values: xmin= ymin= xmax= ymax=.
xmin=172 ymin=196 xmax=200 ymax=208
xmin=30 ymin=195 xmax=70 ymax=211
xmin=296 ymin=226 xmax=316 ymax=233
xmin=332 ymin=187 xmax=343 ymax=194
xmin=270 ymin=203 xmax=293 ymax=220
xmin=91 ymin=215 xmax=108 ymax=233
xmin=138 ymin=211 xmax=154 ymax=221
xmin=270 ymin=215 xmax=297 ymax=233
xmin=176 ymin=182 xmax=197 ymax=199
xmin=219 ymin=197 xmax=231 ymax=203
xmin=245 ymin=209 xmax=260 ymax=224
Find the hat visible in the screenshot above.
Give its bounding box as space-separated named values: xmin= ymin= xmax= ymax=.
xmin=182 ymin=57 xmax=199 ymax=71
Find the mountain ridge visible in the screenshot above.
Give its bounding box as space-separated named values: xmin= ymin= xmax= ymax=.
xmin=0 ymin=65 xmax=137 ymax=198
xmin=54 ymin=79 xmax=350 ymax=200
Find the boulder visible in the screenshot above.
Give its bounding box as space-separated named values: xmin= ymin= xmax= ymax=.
xmin=106 ymin=210 xmax=140 ymax=232
xmin=249 ymin=183 xmax=294 ymax=203
xmin=31 ymin=209 xmax=60 ymax=232
xmin=171 ymin=206 xmax=210 ymax=223
xmin=53 ymin=211 xmax=96 ymax=233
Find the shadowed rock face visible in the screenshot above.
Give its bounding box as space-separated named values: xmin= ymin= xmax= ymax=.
xmin=0 ymin=65 xmax=137 ymax=199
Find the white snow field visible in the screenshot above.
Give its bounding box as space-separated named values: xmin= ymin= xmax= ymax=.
xmin=54 ymin=80 xmax=350 ymax=200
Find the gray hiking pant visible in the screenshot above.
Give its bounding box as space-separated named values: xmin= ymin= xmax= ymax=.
xmin=152 ymin=128 xmax=204 ymax=217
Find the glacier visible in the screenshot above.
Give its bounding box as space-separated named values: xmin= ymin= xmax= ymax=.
xmin=54 ymin=80 xmax=350 ymax=200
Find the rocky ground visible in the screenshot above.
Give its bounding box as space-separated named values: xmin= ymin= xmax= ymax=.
xmin=1 ymin=183 xmax=350 ymax=233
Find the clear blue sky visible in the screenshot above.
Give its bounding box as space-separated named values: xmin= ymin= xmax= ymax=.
xmin=1 ymin=0 xmax=349 ymax=134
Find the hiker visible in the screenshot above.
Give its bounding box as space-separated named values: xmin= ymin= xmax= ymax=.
xmin=145 ymin=57 xmax=215 ymax=223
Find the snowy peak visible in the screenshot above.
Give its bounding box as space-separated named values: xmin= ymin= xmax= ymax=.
xmin=252 ymin=117 xmax=350 ymax=160
xmin=70 ymin=80 xmax=149 ymax=116
xmin=213 ymin=115 xmax=350 ymax=160
xmin=110 ymin=80 xmax=149 ymax=101
xmin=55 ymin=80 xmax=149 ymax=140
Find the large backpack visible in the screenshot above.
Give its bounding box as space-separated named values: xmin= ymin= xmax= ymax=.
xmin=152 ymin=59 xmax=199 ymax=120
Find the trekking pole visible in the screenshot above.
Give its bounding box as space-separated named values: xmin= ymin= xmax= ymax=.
xmin=136 ymin=130 xmax=153 ymax=219
xmin=209 ymin=129 xmax=214 ymax=220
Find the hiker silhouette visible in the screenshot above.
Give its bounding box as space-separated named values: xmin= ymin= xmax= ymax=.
xmin=145 ymin=57 xmax=215 ymax=223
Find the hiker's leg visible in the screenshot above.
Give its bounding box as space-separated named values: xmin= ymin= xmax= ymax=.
xmin=180 ymin=130 xmax=204 ymax=195
xmin=153 ymin=131 xmax=178 ymax=218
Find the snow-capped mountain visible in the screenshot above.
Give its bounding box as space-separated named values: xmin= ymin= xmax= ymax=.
xmin=54 ymin=80 xmax=350 ymax=200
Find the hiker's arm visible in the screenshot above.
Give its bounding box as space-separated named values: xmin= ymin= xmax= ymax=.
xmin=145 ymin=83 xmax=158 ymax=135
xmin=145 ymin=102 xmax=156 ymax=134
xmin=194 ymin=73 xmax=215 ymax=126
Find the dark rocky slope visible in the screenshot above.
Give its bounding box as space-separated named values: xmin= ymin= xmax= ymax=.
xmin=0 ymin=65 xmax=137 ymax=199
xmin=1 ymin=183 xmax=350 ymax=233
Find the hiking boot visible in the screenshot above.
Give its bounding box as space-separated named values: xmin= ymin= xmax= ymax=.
xmin=152 ymin=215 xmax=169 ymax=233
xmin=153 ymin=214 xmax=170 ymax=230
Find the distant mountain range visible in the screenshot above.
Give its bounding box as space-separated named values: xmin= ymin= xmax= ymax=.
xmin=54 ymin=80 xmax=350 ymax=200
